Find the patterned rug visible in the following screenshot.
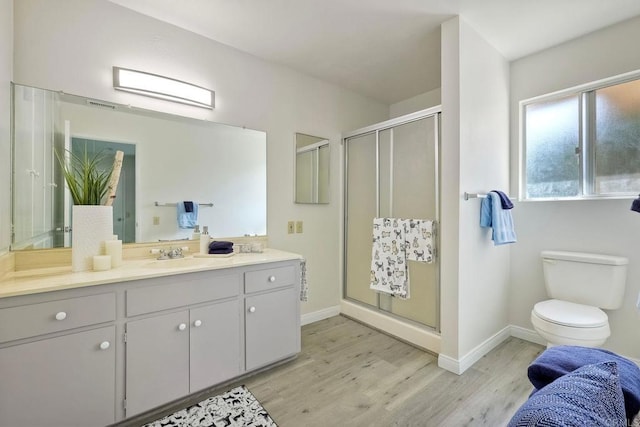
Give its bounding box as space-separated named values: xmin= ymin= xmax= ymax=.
xmin=143 ymin=385 xmax=277 ymax=427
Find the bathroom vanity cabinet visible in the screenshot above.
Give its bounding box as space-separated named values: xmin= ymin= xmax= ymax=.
xmin=0 ymin=253 xmax=301 ymax=426
xmin=245 ymin=265 xmax=299 ymax=370
xmin=0 ymin=293 xmax=118 ymax=427
xmin=125 ymin=273 xmax=243 ymax=416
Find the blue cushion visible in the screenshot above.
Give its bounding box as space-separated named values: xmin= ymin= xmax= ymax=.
xmin=528 ymin=345 xmax=640 ymax=420
xmin=509 ymin=362 xmax=626 ymax=427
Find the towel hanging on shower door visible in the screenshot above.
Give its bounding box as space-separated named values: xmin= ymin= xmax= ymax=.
xmin=369 ymin=218 xmax=435 ymax=299
xmin=370 ymin=217 xmax=410 ymax=299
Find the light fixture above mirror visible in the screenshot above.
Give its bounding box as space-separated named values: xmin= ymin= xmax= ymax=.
xmin=113 ymin=66 xmax=214 ymax=109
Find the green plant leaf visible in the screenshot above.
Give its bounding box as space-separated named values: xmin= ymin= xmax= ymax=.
xmin=55 ymin=145 xmax=114 ymax=205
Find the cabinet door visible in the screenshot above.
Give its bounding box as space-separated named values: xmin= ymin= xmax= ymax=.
xmin=0 ymin=326 xmax=116 ymax=427
xmin=126 ymin=311 xmax=189 ymax=416
xmin=245 ymin=287 xmax=299 ymax=371
xmin=190 ymin=300 xmax=241 ymax=392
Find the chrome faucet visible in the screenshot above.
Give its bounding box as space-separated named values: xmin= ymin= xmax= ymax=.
xmin=156 ymin=247 xmax=184 ymax=260
xmin=167 ymin=247 xmax=184 ymax=259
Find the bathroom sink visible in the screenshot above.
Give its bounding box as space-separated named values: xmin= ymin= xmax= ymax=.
xmin=143 ymin=257 xmax=210 ymax=269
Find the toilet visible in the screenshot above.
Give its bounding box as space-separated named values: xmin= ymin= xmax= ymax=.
xmin=531 ymin=250 xmax=628 ymax=348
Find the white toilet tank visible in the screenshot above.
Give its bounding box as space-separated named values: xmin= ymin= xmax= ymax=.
xmin=541 ymin=251 xmax=628 ymax=309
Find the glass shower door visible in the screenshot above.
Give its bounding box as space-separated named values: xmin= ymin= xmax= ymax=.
xmin=344 ymin=132 xmax=378 ymax=306
xmin=344 ymin=114 xmax=439 ymax=330
xmin=378 ymin=118 xmax=438 ymax=327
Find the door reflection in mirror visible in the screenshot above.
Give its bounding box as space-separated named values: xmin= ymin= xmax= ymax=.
xmin=295 ymin=133 xmax=329 ymax=204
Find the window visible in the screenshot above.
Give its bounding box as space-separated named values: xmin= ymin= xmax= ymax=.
xmin=522 ymin=74 xmax=640 ymax=200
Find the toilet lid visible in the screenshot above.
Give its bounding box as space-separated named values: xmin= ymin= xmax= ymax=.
xmin=533 ymin=299 xmax=608 ymax=328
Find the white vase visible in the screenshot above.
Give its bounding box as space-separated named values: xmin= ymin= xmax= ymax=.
xmin=72 ymin=205 xmax=113 ymax=272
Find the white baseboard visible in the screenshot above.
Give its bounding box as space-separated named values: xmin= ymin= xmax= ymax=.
xmin=509 ymin=325 xmax=640 ymax=367
xmin=437 ymin=353 xmax=462 ymax=375
xmin=300 ymin=305 xmax=341 ymax=326
xmin=340 ymin=300 xmax=441 ymax=353
xmin=509 ymin=325 xmax=547 ymax=346
xmin=438 ymin=326 xmax=511 ymax=375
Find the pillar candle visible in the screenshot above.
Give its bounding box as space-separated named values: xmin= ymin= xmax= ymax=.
xmin=93 ymin=255 xmax=112 ymax=271
xmin=104 ymin=239 xmax=123 ymax=267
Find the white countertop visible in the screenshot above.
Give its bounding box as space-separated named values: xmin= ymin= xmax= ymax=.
xmin=0 ymin=249 xmax=302 ymax=299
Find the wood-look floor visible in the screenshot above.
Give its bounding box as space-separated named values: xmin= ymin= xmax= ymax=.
xmin=122 ymin=315 xmax=544 ymax=427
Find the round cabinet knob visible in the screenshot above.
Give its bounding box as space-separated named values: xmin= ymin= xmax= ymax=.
xmin=193 ymin=320 xmax=203 ymax=327
xmin=248 ymin=306 xmax=256 ymax=313
xmin=178 ymin=323 xmax=187 ymax=331
xmin=55 ymin=312 xmax=67 ymax=321
xmin=268 ymin=276 xmax=276 ymax=282
xmin=99 ymin=341 xmax=110 ymax=350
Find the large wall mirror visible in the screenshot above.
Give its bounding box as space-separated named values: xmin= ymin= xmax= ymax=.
xmin=11 ymin=83 xmax=267 ymax=250
xmin=295 ymin=133 xmax=329 ymax=204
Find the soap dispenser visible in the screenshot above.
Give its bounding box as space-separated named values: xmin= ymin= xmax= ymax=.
xmin=192 ymin=225 xmax=201 ymax=241
xmin=199 ymin=226 xmax=209 ymax=255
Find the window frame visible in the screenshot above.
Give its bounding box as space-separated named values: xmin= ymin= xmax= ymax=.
xmin=519 ymin=69 xmax=640 ymax=201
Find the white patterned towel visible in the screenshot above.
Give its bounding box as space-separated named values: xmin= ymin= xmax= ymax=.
xmin=369 ymin=218 xmax=435 ymax=300
xmin=300 ymin=259 xmax=308 ymax=302
xmin=370 ymin=218 xmax=410 ymax=299
xmin=405 ymin=219 xmax=434 ymax=263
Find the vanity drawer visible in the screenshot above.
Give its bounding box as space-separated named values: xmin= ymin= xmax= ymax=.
xmin=245 ymin=266 xmax=296 ymax=294
xmin=126 ymin=273 xmax=240 ymax=317
xmin=0 ymin=293 xmax=116 ymax=343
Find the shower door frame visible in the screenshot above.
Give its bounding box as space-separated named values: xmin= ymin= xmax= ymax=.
xmin=342 ymin=106 xmax=442 ymax=333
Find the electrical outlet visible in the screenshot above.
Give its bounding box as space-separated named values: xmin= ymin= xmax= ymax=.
xmin=296 ymin=221 xmax=303 ymax=233
xmin=153 ymin=216 xmax=160 ymax=225
xmin=287 ymin=221 xmax=295 ymax=234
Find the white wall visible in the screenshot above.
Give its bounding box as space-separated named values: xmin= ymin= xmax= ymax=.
xmin=510 ymin=15 xmax=640 ymax=359
xmin=389 ymin=88 xmax=441 ymax=118
xmin=59 ymin=102 xmax=267 ymax=241
xmin=440 ymin=17 xmax=511 ymax=369
xmin=12 ymin=0 xmax=389 ymax=317
xmin=0 ymin=0 xmax=12 ymax=254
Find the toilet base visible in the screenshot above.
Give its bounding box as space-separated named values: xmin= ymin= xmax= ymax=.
xmin=534 ymin=328 xmax=607 ymax=348
xmin=531 ymin=311 xmax=610 ymax=348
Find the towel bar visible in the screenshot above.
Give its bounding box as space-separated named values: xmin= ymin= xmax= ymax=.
xmin=464 ymin=192 xmax=514 ymax=201
xmin=155 ymin=202 xmax=214 ymax=207
xmin=464 ymin=192 xmax=485 ymax=200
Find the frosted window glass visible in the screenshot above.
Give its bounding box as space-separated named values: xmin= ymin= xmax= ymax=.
xmin=594 ymin=79 xmax=640 ymax=194
xmin=525 ymin=95 xmax=580 ymax=198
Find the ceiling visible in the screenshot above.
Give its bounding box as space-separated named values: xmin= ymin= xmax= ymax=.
xmin=108 ymin=0 xmax=640 ymax=105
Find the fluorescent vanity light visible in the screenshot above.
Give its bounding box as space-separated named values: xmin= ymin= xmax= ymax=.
xmin=113 ymin=66 xmax=214 ymax=109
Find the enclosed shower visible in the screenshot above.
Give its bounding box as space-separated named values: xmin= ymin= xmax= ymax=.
xmin=343 ymin=108 xmax=441 ymax=343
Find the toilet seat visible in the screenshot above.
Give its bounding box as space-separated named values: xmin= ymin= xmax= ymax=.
xmin=531 ymin=299 xmax=610 ymax=347
xmin=533 ymin=299 xmax=608 ymax=328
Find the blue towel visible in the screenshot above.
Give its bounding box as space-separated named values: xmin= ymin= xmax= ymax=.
xmin=528 ymin=345 xmax=640 ymax=421
xmin=491 ymin=189 xmax=513 ymax=210
xmin=177 ymin=201 xmax=198 ymax=229
xmin=480 ymin=191 xmax=516 ymax=245
xmin=209 ymin=241 xmax=233 ymax=252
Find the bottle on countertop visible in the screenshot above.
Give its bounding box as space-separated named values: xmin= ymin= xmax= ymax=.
xmin=199 ymin=225 xmax=209 ymax=255
xmin=192 ymin=224 xmax=201 ymax=241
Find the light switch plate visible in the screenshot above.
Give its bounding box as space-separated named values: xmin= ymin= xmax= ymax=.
xmin=296 ymin=221 xmax=303 ymax=233
xmin=287 ymin=221 xmax=295 ymax=234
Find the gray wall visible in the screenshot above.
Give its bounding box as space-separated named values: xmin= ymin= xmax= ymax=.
xmin=510 ymin=15 xmax=640 ymax=359
xmin=11 ymin=0 xmax=389 ymax=318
